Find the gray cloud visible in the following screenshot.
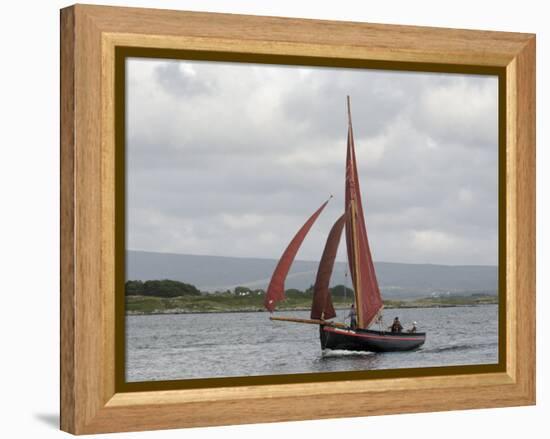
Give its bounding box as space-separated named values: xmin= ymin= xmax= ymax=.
xmin=155 ymin=62 xmax=215 ymax=97
xmin=126 ymin=58 xmax=498 ymax=265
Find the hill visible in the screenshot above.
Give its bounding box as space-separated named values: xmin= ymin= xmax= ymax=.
xmin=127 ymin=250 xmax=497 ymax=300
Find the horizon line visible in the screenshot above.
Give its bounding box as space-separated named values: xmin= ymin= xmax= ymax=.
xmin=126 ymin=248 xmax=498 ymax=268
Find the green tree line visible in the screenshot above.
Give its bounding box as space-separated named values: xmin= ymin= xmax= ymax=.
xmin=125 ymin=280 xmax=355 ymax=299
xmin=125 ymin=280 xmax=201 ymax=297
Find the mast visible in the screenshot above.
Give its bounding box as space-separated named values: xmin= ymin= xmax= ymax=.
xmin=349 ymin=199 xmax=364 ymax=327
xmin=344 ymin=96 xmax=384 ymax=329
xmin=346 ymin=96 xmax=363 ymax=327
xmin=264 ymin=198 xmax=331 ymax=312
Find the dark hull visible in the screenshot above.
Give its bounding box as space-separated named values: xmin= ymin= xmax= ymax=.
xmin=320 ymin=325 xmax=426 ymax=352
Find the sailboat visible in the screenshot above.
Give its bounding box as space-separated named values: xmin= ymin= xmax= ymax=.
xmin=264 ymin=96 xmax=426 ymax=353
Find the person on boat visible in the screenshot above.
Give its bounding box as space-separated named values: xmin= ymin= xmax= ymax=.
xmin=375 ymin=313 xmax=384 ymax=331
xmin=408 ymin=321 xmax=417 ymax=333
xmin=389 ymin=317 xmax=403 ymax=333
xmin=347 ymin=304 xmax=357 ymax=329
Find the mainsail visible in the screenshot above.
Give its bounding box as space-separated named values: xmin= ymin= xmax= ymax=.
xmin=310 ymin=213 xmax=347 ymax=320
xmin=345 ymin=96 xmax=384 ymax=328
xmin=264 ymin=199 xmax=330 ymax=312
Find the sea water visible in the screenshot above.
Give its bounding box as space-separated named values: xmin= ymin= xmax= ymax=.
xmin=126 ymin=305 xmax=498 ymax=382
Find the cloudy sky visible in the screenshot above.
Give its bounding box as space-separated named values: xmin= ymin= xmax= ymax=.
xmin=126 ymin=58 xmax=498 ymax=266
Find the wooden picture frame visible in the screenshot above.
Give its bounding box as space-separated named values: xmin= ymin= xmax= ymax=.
xmin=60 ymin=4 xmax=536 ymax=434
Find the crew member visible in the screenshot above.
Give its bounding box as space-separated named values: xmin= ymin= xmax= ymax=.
xmin=348 ymin=304 xmax=357 ymax=329
xmin=390 ymin=317 xmax=403 ymax=333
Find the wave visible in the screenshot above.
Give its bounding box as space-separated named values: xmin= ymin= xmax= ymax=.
xmin=321 ymin=349 xmax=377 ymax=358
xmin=171 ymin=342 xmax=220 ymax=350
xmin=422 ymin=342 xmax=497 ymax=354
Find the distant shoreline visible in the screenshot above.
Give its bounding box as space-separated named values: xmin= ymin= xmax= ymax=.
xmin=125 ymin=302 xmax=498 ymax=316
xmin=125 ymin=279 xmax=498 ymax=316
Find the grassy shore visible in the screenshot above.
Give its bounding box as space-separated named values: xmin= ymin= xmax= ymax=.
xmin=125 ymin=294 xmax=498 ymax=315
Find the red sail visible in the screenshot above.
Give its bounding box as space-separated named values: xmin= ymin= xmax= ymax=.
xmin=264 ymin=199 xmax=330 ymax=312
xmin=345 ymin=96 xmax=384 ymax=328
xmin=310 ymin=213 xmax=347 ymax=320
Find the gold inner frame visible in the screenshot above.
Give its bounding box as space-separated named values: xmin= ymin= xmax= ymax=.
xmin=111 ymin=44 xmax=507 ymax=393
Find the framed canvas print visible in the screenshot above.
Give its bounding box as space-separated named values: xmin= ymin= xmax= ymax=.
xmin=60 ymin=4 xmax=536 ymax=434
